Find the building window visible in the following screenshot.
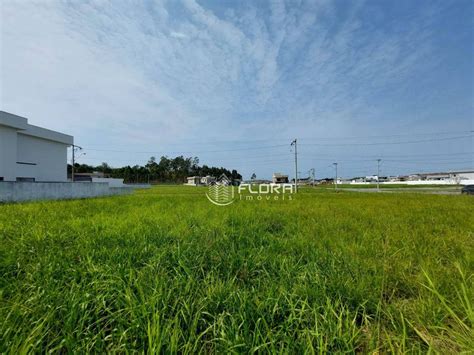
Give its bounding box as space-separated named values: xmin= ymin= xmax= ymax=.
xmin=16 ymin=177 xmax=35 ymax=182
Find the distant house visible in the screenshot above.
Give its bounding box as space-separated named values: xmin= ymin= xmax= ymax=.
xmin=452 ymin=171 xmax=474 ymax=182
xmin=418 ymin=171 xmax=474 ymax=183
xmin=365 ymin=175 xmax=378 ymax=182
xmin=272 ymin=173 xmax=289 ymax=184
xmin=186 ymin=176 xmax=201 ymax=186
xmin=201 ymin=176 xmax=216 ymax=185
xmin=350 ymin=177 xmax=366 ymax=183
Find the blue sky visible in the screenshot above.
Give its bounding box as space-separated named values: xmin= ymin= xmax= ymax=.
xmin=1 ymin=0 xmax=472 ymax=179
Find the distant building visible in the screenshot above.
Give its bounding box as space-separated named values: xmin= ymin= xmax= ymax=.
xmin=186 ymin=176 xmax=201 ymax=186
xmin=452 ymin=171 xmax=474 ymax=182
xmin=418 ymin=171 xmax=474 ymax=183
xmin=365 ymin=175 xmax=378 ymax=182
xmin=272 ymin=173 xmax=289 ymax=184
xmin=73 ymin=171 xmax=105 ymax=182
xmin=201 ymin=176 xmax=216 ymax=185
xmin=317 ymin=178 xmax=333 ymax=184
xmin=349 ymin=170 xmax=474 ymax=185
xmin=0 ymin=111 xmax=73 ymax=182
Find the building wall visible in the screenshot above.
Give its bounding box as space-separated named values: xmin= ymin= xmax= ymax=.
xmin=457 ymin=172 xmax=474 ymax=180
xmin=16 ymin=134 xmax=68 ymax=181
xmin=0 ymin=125 xmax=18 ymax=181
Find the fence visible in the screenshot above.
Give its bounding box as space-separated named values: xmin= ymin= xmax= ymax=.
xmin=0 ymin=181 xmax=132 ymax=202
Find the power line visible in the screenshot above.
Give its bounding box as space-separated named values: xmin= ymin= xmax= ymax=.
xmin=298 ymin=151 xmax=473 ymax=159
xmin=82 ymin=144 xmax=289 ymax=155
xmin=80 ymin=130 xmax=472 ymax=147
xmin=77 ymin=134 xmax=472 ymax=156
xmin=299 ymin=134 xmax=472 ymax=147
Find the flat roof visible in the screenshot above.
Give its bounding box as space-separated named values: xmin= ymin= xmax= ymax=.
xmin=0 ymin=111 xmax=28 ymax=130
xmin=0 ymin=111 xmax=73 ymax=145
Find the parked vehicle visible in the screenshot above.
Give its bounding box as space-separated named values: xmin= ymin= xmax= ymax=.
xmin=461 ymin=185 xmax=474 ymax=195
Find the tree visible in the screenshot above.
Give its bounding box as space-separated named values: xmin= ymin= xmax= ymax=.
xmin=71 ymin=156 xmax=241 ymax=184
xmin=251 ymin=173 xmax=257 ymax=180
xmin=97 ymin=162 xmax=112 ymax=176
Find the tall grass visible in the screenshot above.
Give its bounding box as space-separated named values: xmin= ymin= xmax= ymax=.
xmin=0 ymin=186 xmax=472 ymax=352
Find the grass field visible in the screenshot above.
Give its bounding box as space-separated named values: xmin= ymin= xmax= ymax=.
xmin=1 ymin=186 xmax=473 ymax=353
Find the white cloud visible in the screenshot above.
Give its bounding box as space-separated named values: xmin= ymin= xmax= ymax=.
xmin=1 ymin=0 xmax=468 ymax=178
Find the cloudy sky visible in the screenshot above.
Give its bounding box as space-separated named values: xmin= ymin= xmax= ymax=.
xmin=1 ymin=0 xmax=472 ymax=179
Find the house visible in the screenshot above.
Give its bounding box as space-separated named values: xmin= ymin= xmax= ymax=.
xmin=201 ymin=175 xmax=216 ymax=185
xmin=186 ymin=176 xmax=201 ymax=186
xmin=418 ymin=171 xmax=474 ymax=184
xmin=0 ymin=111 xmax=73 ymax=182
xmin=365 ymin=175 xmax=379 ymax=182
xmin=272 ymin=173 xmax=289 ymax=184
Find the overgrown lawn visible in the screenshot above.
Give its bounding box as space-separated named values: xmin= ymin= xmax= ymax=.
xmin=0 ymin=186 xmax=472 ymax=352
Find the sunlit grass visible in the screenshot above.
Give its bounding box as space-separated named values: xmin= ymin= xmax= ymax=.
xmin=0 ymin=186 xmax=472 ymax=352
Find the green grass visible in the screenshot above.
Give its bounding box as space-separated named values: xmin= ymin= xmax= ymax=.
xmin=1 ymin=186 xmax=473 ymax=353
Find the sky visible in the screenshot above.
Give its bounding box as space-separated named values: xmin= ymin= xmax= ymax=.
xmin=1 ymin=0 xmax=473 ymax=180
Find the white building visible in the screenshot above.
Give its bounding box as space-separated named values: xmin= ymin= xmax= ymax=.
xmin=272 ymin=173 xmax=289 ymax=184
xmin=0 ymin=111 xmax=73 ymax=182
xmin=201 ymin=176 xmax=216 ymax=185
xmin=186 ymin=176 xmax=201 ymax=186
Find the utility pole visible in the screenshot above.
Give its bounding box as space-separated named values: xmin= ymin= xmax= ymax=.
xmin=291 ymin=139 xmax=298 ymax=192
xmin=308 ymin=168 xmax=315 ymax=187
xmin=333 ymin=162 xmax=338 ymax=192
xmin=377 ymin=159 xmax=381 ymax=192
xmin=71 ymin=145 xmax=83 ymax=182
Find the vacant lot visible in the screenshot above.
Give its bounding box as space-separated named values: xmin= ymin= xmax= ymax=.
xmin=1 ymin=186 xmax=472 ymax=352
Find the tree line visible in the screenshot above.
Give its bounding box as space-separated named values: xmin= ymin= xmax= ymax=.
xmin=68 ymin=156 xmax=242 ymax=184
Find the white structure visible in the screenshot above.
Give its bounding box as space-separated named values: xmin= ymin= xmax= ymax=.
xmin=0 ymin=111 xmax=73 ymax=182
xmin=186 ymin=176 xmax=201 ymax=186
xmin=422 ymin=171 xmax=474 ymax=184
xmin=201 ymin=176 xmax=216 ymax=185
xmin=272 ymin=173 xmax=289 ymax=184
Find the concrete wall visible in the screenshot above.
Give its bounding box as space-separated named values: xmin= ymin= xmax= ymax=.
xmin=17 ymin=134 xmax=68 ymax=181
xmin=0 ymin=182 xmax=132 ymax=202
xmin=91 ymin=177 xmax=125 ymax=187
